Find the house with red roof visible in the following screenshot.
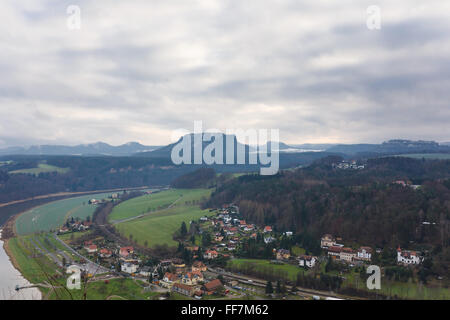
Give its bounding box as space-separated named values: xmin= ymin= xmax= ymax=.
xmin=119 ymin=246 xmax=134 ymax=258
xmin=204 ymin=250 xmax=218 ymax=260
xmin=192 ymin=261 xmax=207 ymax=272
xmin=85 ymin=244 xmax=97 ymax=253
xmin=203 ymin=279 xmax=223 ymax=294
xmin=339 ymin=247 xmax=356 ymax=262
xmin=99 ymin=248 xmax=112 ymax=258
xmin=397 ymin=247 xmax=422 ymax=265
xmin=181 ymin=271 xmax=204 ymax=285
xmin=160 ymin=272 xmax=179 ymax=288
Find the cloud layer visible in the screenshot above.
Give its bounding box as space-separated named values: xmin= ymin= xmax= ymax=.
xmin=1 ymin=0 xmax=449 ymax=147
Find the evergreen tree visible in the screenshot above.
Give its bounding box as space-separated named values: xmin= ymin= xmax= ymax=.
xmin=180 ymin=221 xmax=187 ymax=237
xmin=265 ymin=281 xmax=273 ymax=294
xmin=276 ymin=280 xmax=281 ymax=294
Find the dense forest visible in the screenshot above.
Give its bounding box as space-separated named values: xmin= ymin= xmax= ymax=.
xmin=0 ymin=156 xmax=186 ymax=203
xmin=207 ymin=157 xmax=450 ymax=271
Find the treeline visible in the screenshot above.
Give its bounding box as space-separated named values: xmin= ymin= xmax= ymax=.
xmin=171 ymin=167 xmax=216 ymax=188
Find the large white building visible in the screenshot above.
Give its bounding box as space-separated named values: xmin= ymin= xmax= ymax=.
xmin=121 ymin=262 xmax=138 ymax=274
xmin=397 ymin=247 xmax=422 ymax=265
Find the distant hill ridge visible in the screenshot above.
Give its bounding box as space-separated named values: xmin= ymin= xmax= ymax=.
xmin=1 ymin=137 xmax=448 ymax=157
xmin=0 ymin=141 xmax=161 ymax=156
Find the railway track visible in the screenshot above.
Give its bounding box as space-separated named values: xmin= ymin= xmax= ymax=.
xmin=207 ymin=267 xmax=362 ymax=300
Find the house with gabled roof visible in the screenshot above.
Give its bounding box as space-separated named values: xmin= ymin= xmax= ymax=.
xmin=356 ymin=247 xmax=373 ymax=262
xmin=160 ymin=272 xmax=179 ymax=288
xmin=192 ymin=261 xmax=207 ymax=272
xmin=119 ymin=246 xmax=134 ymax=258
xmin=298 ymin=255 xmax=317 ymax=268
xmin=172 ymin=282 xmax=196 ymax=296
xmin=203 ymin=279 xmax=223 ymax=294
xmin=397 ymin=247 xmax=422 ymax=265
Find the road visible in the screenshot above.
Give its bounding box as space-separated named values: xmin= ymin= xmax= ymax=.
xmin=32 ymin=237 xmax=63 ymax=267
xmin=52 ymin=233 xmax=109 ymax=275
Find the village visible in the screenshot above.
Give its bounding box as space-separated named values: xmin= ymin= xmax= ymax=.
xmin=55 ymin=201 xmax=425 ymax=299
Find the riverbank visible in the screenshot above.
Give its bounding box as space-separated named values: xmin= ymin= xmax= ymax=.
xmin=0 ymin=212 xmax=18 ymax=240
xmin=0 ymin=230 xmax=42 ymax=300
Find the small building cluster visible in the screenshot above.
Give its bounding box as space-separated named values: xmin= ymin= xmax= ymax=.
xmin=332 ymin=160 xmax=365 ymax=170
xmin=321 ymin=234 xmax=373 ymax=263
xmin=321 ymin=234 xmax=423 ymax=266
xmin=59 ymin=219 xmax=92 ymax=234
xmin=156 ymin=260 xmax=223 ymax=298
xmin=392 ymin=180 xmax=421 ymax=190
xmin=397 ymin=247 xmax=423 ymax=265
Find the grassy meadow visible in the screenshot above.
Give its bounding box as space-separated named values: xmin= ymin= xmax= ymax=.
xmin=227 ymin=258 xmax=306 ymax=282
xmin=109 ymin=188 xmax=211 ymax=222
xmin=9 ymin=163 xmax=70 ymax=175
xmin=115 ymin=188 xmax=213 ymax=248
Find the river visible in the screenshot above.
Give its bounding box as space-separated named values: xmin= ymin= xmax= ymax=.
xmin=0 ymin=230 xmax=42 ymax=300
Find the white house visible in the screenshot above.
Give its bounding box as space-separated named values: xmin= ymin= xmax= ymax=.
xmin=298 ymin=255 xmax=317 ymax=268
xmin=356 ymin=247 xmax=372 ymax=262
xmin=397 ymin=247 xmax=422 ymax=265
xmin=85 ymin=244 xmax=97 ymax=253
xmin=121 ymin=262 xmax=138 ymax=274
xmin=139 ymin=266 xmax=152 ymax=277
xmin=264 ymin=236 xmax=275 ymax=244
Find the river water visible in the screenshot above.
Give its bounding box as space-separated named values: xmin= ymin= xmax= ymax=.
xmin=0 ymin=230 xmax=42 ymax=300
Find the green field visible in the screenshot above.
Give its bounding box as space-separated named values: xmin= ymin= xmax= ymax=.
xmin=392 ymin=153 xmax=450 ymax=160
xmin=115 ymin=188 xmax=213 ymax=248
xmin=7 ymin=236 xmax=57 ymax=289
xmin=109 ymin=189 xmax=179 ymax=221
xmin=227 ymin=258 xmax=305 ymax=282
xmin=109 ymin=188 xmax=211 ymax=222
xmin=342 ymin=269 xmax=450 ymax=300
xmin=15 ymin=192 xmax=118 ymax=235
xmin=9 ymin=163 xmax=70 ymax=175
xmin=228 ymin=258 xmax=450 ymax=299
xmin=58 ymin=230 xmax=92 ymax=243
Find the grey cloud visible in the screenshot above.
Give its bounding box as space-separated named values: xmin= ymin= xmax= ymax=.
xmin=0 ymin=0 xmax=449 ymax=147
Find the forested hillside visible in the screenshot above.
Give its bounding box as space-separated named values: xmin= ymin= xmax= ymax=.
xmin=0 ymin=156 xmax=183 ymax=203
xmin=207 ymin=157 xmax=450 ymax=250
xmin=171 ymin=167 xmax=216 ymax=188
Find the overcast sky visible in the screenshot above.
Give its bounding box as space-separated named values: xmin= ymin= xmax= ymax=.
xmin=1 ymin=0 xmax=449 ymax=147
